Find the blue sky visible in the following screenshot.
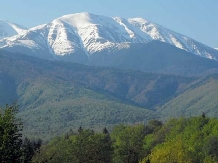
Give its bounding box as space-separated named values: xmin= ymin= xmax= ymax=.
xmin=1 ymin=0 xmax=217 ymax=48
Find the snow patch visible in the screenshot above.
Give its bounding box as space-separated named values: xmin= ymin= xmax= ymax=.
xmin=0 ymin=20 xmax=27 ymax=39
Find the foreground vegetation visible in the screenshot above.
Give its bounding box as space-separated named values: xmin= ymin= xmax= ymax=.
xmin=0 ymin=104 xmax=41 ymax=163
xmin=2 ymin=104 xmax=218 ymax=163
xmin=34 ymin=115 xmax=218 ymax=163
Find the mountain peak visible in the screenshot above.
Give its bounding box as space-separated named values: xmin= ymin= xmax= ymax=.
xmin=0 ymin=13 xmax=218 ymax=62
xmin=62 ymin=12 xmax=95 ymax=17
xmin=58 ymin=12 xmax=94 ymax=27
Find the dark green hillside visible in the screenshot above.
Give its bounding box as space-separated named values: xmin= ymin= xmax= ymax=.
xmin=77 ymin=71 xmax=195 ymax=108
xmin=158 ymin=74 xmax=218 ymax=120
xmin=0 ymin=51 xmax=155 ymax=139
xmin=1 ymin=50 xmax=218 ymax=139
xmin=0 ymin=50 xmax=196 ymax=110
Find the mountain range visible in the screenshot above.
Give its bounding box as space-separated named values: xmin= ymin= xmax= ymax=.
xmin=1 ymin=12 xmax=218 ymax=65
xmin=1 ymin=13 xmax=218 ymax=139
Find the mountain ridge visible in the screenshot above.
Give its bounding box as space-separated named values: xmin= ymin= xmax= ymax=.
xmin=0 ymin=20 xmax=27 ymax=39
xmin=0 ymin=12 xmax=218 ymax=63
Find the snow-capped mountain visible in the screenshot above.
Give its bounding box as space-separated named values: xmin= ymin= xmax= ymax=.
xmin=0 ymin=20 xmax=27 ymax=39
xmin=0 ymin=12 xmax=218 ymax=62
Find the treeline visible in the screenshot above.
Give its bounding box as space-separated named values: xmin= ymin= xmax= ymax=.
xmin=2 ymin=105 xmax=218 ymax=163
xmin=32 ymin=122 xmax=160 ymax=163
xmin=32 ymin=114 xmax=218 ymax=163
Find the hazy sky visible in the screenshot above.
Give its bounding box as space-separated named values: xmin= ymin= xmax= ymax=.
xmin=1 ymin=0 xmax=217 ymax=48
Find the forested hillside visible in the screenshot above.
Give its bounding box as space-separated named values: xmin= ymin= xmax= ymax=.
xmin=1 ymin=51 xmax=218 ymax=139
xmin=158 ymin=74 xmax=218 ymax=119
xmin=0 ymin=51 xmax=191 ymax=139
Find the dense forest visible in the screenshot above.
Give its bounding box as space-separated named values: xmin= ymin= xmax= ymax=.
xmin=1 ymin=104 xmax=218 ymax=163
xmin=2 ymin=51 xmax=218 ymax=140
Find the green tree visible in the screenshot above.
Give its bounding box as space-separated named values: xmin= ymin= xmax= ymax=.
xmin=0 ymin=104 xmax=23 ymax=163
xmin=71 ymin=129 xmax=113 ymax=163
xmin=111 ymin=124 xmax=147 ymax=163
xmin=21 ymin=137 xmax=42 ymax=163
xmin=33 ymin=129 xmax=113 ymax=163
xmin=204 ymin=136 xmax=218 ymax=161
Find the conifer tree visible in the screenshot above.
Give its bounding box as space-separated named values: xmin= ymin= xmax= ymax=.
xmin=0 ymin=104 xmax=23 ymax=163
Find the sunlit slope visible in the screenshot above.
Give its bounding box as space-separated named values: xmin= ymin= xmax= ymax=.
xmin=158 ymin=75 xmax=218 ymax=120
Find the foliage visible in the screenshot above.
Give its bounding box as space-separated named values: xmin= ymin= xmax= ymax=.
xmin=21 ymin=137 xmax=42 ymax=163
xmin=32 ymin=128 xmax=113 ymax=163
xmin=0 ymin=104 xmax=23 ymax=163
xmin=0 ymin=104 xmax=41 ymax=163
xmin=141 ymin=117 xmax=218 ymax=163
xmin=111 ymin=124 xmax=148 ymax=163
xmin=30 ymin=116 xmax=218 ymax=163
xmin=32 ymin=121 xmax=161 ymax=163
